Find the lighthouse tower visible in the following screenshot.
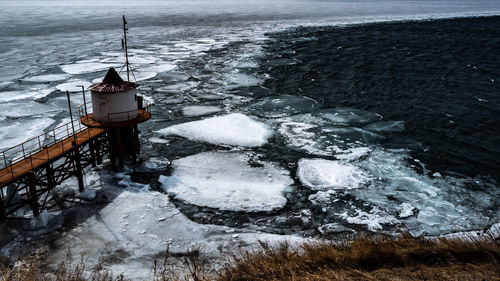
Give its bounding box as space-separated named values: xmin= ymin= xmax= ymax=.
xmin=79 ymin=16 xmax=151 ymax=168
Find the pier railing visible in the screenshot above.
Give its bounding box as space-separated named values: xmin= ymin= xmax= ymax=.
xmin=0 ymin=119 xmax=88 ymax=174
xmin=78 ymin=96 xmax=152 ymax=123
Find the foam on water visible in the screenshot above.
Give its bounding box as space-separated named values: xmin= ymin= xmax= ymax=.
xmin=155 ymin=113 xmax=272 ymax=147
xmin=297 ymin=158 xmax=368 ymax=191
xmin=159 ymin=151 xmax=293 ymax=211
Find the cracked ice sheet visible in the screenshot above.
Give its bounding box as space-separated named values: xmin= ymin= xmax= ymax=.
xmin=47 ymin=187 xmax=308 ymax=280
xmin=159 ymin=151 xmax=293 ymax=212
xmin=155 ymin=113 xmax=272 ymax=147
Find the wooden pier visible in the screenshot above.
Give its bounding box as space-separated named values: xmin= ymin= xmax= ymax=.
xmin=0 ymin=120 xmax=108 ymax=219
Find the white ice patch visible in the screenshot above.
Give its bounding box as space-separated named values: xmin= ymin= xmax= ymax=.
xmin=0 ymin=118 xmax=54 ymax=150
xmin=0 ymin=88 xmax=53 ymax=102
xmin=159 ymin=152 xmax=293 ymax=211
xmin=78 ymin=189 xmax=96 ymax=201
xmin=24 ymin=74 xmax=70 ymax=82
xmin=297 ymin=158 xmax=368 ymax=191
xmin=0 ymin=101 xmax=61 ymax=118
xmin=156 ymin=113 xmax=272 ymax=147
xmin=60 ymin=62 xmax=118 ymax=75
xmin=317 ymin=108 xmax=381 ymax=126
xmin=133 ymin=71 xmax=158 ymax=81
xmin=340 ymin=207 xmax=398 ymax=232
xmin=55 ymin=80 xmax=91 ymax=92
xmin=398 ymin=202 xmax=415 ymax=218
xmin=245 ymin=95 xmax=319 ymax=118
xmin=181 ymin=105 xmax=223 ymax=117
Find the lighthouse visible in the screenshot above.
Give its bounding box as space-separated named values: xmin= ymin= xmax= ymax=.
xmin=79 ymin=16 xmax=151 ymax=168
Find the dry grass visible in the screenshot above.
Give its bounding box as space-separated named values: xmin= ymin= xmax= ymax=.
xmin=216 ymin=234 xmax=500 ymax=281
xmin=1 ymin=234 xmax=499 ymax=281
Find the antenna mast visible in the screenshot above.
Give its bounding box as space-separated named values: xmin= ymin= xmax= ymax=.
xmin=122 ymin=15 xmax=130 ymax=82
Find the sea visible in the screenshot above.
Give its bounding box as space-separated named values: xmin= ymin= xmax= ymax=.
xmin=0 ymin=0 xmax=499 ymax=269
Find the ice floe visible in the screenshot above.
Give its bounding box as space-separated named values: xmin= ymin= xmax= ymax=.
xmin=316 ymin=108 xmax=381 ymax=126
xmin=156 ymin=81 xmax=199 ymax=92
xmin=0 ymin=88 xmax=54 ymax=102
xmin=156 ymin=113 xmax=272 ymax=147
xmin=340 ymin=207 xmax=398 ymax=232
xmin=159 ymin=151 xmax=293 ymax=211
xmin=181 ymin=105 xmax=223 ymax=117
xmin=0 ymin=118 xmax=54 ymax=150
xmin=244 ymin=95 xmax=319 ymax=118
xmin=0 ymin=101 xmax=61 ymax=118
xmin=55 ymin=79 xmax=92 ymax=92
xmin=297 ymin=158 xmax=368 ymax=191
xmin=24 ymin=74 xmax=70 ymax=82
xmin=60 ymin=62 xmax=118 ymax=75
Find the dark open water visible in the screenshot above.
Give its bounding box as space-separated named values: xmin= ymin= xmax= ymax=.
xmin=260 ymin=16 xmax=500 ymax=181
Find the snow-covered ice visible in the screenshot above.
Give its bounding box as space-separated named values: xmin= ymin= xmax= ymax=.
xmin=340 ymin=207 xmax=398 ymax=232
xmin=0 ymin=88 xmax=54 ymax=102
xmin=156 ymin=113 xmax=272 ymax=147
xmin=297 ymin=158 xmax=368 ymax=191
xmin=159 ymin=151 xmax=293 ymax=211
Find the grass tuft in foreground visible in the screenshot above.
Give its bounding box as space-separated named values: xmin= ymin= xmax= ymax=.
xmin=216 ymin=234 xmax=500 ymax=281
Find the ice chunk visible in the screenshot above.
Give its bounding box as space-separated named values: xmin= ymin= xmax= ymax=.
xmin=340 ymin=207 xmax=398 ymax=232
xmin=363 ymin=121 xmax=405 ymax=133
xmin=297 ymin=158 xmax=368 ymax=190
xmin=398 ymin=202 xmax=415 ymax=218
xmin=55 ymin=80 xmax=91 ymax=92
xmin=155 ymin=113 xmax=272 ymax=147
xmin=316 ymin=108 xmax=381 ymax=126
xmin=60 ymin=62 xmax=118 ymax=75
xmin=181 ymin=105 xmax=223 ymax=117
xmin=244 ymin=95 xmax=319 ymax=118
xmin=133 ymin=71 xmax=158 ymax=81
xmin=0 ymin=101 xmax=61 ymax=118
xmin=24 ymin=74 xmax=70 ymax=82
xmin=158 ymin=152 xmax=293 ymax=211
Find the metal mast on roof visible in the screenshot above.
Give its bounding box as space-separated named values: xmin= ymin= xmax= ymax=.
xmin=122 ymin=15 xmax=130 ymax=82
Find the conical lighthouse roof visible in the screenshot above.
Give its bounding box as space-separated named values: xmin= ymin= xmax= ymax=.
xmin=88 ymin=67 xmax=139 ymax=93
